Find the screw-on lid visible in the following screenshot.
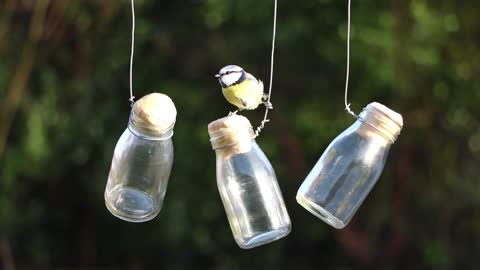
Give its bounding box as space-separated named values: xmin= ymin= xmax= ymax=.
xmin=208 ymin=115 xmax=255 ymax=153
xmin=358 ymin=102 xmax=403 ymax=143
xmin=129 ymin=93 xmax=177 ymax=138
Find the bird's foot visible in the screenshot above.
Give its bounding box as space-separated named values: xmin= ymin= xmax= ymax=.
xmin=228 ymin=110 xmax=239 ymax=116
xmin=264 ymin=101 xmax=273 ymax=110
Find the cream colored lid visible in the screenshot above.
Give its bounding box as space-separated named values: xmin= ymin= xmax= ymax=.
xmin=358 ymin=102 xmax=403 ymax=143
xmin=208 ymin=115 xmax=254 ymax=151
xmin=367 ymin=102 xmax=403 ymax=128
xmin=129 ymin=93 xmax=177 ymax=137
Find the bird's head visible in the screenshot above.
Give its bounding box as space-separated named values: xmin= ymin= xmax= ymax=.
xmin=215 ymin=65 xmax=245 ymax=88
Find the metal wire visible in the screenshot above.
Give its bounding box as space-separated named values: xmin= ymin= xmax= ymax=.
xmin=255 ymin=0 xmax=277 ymax=137
xmin=129 ymin=0 xmax=136 ymax=106
xmin=344 ymin=0 xmax=357 ymax=118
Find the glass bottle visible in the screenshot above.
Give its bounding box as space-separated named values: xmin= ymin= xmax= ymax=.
xmin=105 ymin=93 xmax=176 ymax=222
xmin=208 ymin=115 xmax=291 ymax=249
xmin=297 ymin=102 xmax=403 ymax=229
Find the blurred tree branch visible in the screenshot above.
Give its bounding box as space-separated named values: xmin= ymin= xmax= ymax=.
xmin=44 ymin=0 xmax=70 ymax=43
xmin=271 ymin=110 xmax=307 ymax=182
xmin=0 ymin=0 xmax=15 ymax=53
xmin=0 ymin=237 xmax=14 ymax=270
xmin=0 ymin=0 xmax=50 ymax=161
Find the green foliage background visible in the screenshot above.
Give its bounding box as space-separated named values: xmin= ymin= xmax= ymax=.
xmin=0 ymin=0 xmax=479 ymax=269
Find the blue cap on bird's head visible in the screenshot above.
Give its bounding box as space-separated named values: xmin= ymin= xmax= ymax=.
xmin=215 ymin=65 xmax=244 ymax=78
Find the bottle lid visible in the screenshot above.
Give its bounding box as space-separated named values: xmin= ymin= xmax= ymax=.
xmin=208 ymin=115 xmax=254 ymax=153
xmin=129 ymin=93 xmax=177 ymax=139
xmin=358 ymin=102 xmax=403 ymax=143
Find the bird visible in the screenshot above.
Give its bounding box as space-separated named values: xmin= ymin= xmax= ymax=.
xmin=215 ymin=65 xmax=272 ymax=114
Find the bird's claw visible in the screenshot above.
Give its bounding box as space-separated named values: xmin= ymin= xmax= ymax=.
xmin=228 ymin=110 xmax=239 ymax=116
xmin=264 ymin=101 xmax=273 ymax=110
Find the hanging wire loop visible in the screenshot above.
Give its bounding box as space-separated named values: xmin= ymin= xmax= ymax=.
xmin=255 ymin=0 xmax=278 ymax=137
xmin=343 ymin=0 xmax=358 ymax=118
xmin=129 ymin=0 xmax=136 ymax=107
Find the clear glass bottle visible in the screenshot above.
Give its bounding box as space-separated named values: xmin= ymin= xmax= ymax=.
xmin=297 ymin=102 xmax=403 ymax=229
xmin=208 ymin=115 xmax=291 ymax=249
xmin=105 ymin=93 xmax=177 ymax=223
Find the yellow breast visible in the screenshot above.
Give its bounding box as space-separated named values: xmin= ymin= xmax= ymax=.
xmin=222 ymin=80 xmax=264 ymax=110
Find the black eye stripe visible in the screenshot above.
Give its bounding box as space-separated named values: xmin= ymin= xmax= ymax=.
xmin=220 ymin=69 xmax=243 ymax=76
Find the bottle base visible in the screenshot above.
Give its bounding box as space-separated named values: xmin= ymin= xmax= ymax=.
xmin=237 ymin=226 xmax=291 ymax=249
xmin=105 ymin=187 xmax=160 ymax=223
xmin=296 ymin=195 xmax=346 ymax=229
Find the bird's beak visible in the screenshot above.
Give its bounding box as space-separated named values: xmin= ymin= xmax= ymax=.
xmin=215 ymin=74 xmax=221 ymax=78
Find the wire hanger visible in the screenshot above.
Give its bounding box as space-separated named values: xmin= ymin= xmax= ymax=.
xmin=255 ymin=0 xmax=278 ymax=137
xmin=343 ymin=0 xmax=358 ymax=119
xmin=129 ymin=0 xmax=136 ymax=106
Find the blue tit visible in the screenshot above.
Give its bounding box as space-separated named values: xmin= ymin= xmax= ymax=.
xmin=215 ymin=65 xmax=272 ymax=112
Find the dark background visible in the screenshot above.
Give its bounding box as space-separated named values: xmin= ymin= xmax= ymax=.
xmin=0 ymin=0 xmax=479 ymax=269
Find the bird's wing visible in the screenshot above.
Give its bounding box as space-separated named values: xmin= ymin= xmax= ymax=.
xmin=245 ymin=72 xmax=258 ymax=82
xmin=239 ymin=98 xmax=248 ymax=108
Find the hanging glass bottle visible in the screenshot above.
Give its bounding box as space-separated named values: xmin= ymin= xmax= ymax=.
xmin=105 ymin=93 xmax=176 ymax=222
xmin=208 ymin=115 xmax=291 ymax=249
xmin=297 ymin=102 xmax=403 ymax=229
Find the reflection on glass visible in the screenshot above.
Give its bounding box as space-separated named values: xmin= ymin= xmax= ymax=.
xmin=105 ymin=93 xmax=176 ymax=222
xmin=297 ymin=102 xmax=403 ymax=229
xmin=209 ymin=115 xmax=291 ymax=249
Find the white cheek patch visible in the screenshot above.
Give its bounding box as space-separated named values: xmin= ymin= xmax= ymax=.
xmin=221 ymin=73 xmax=242 ymax=86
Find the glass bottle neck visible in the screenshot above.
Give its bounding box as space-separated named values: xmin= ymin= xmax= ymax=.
xmin=353 ymin=120 xmax=393 ymax=146
xmin=210 ymin=128 xmax=254 ymax=150
xmin=128 ymin=111 xmax=174 ymax=141
xmin=356 ymin=105 xmax=402 ymax=144
xmin=215 ymin=138 xmax=255 ymax=159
